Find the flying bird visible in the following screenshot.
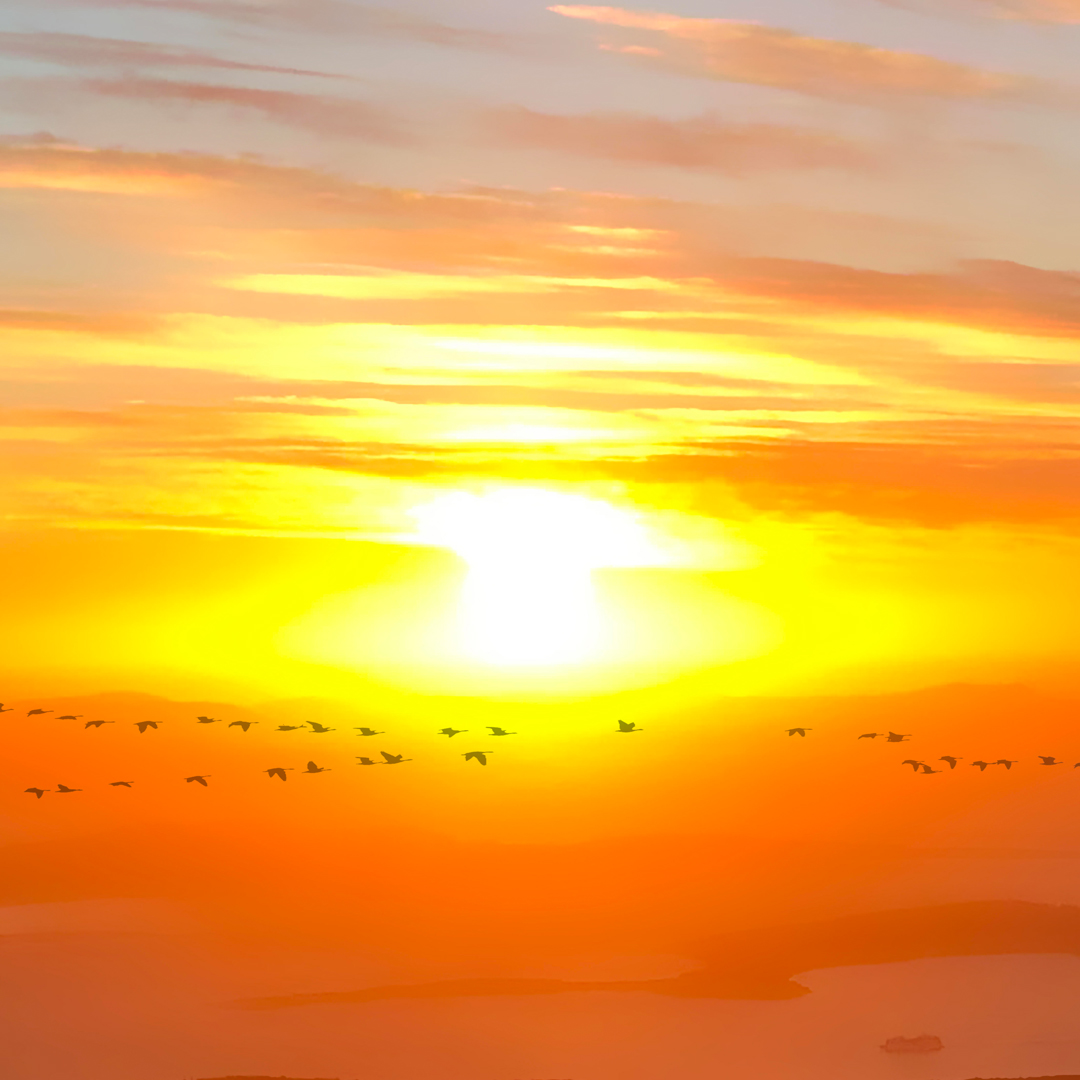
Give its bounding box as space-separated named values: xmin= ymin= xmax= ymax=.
xmin=308 ymin=722 xmax=334 ymax=734
xmin=356 ymin=757 xmax=378 ymax=766
xmin=971 ymin=760 xmax=991 ymax=771
xmin=109 ymin=781 xmax=135 ymax=788
xmin=24 ymin=787 xmax=47 ymax=798
xmin=229 ymin=721 xmax=258 ymax=732
xmin=617 ymin=720 xmax=642 ymax=733
xmin=184 ymin=775 xmax=210 ymax=786
xmin=57 ymin=715 xmax=83 ymax=720
xmin=55 ymin=784 xmax=82 ymax=794
xmin=355 ymin=727 xmax=385 ymax=736
xmin=886 ymin=732 xmax=911 ymax=742
xmin=939 ymin=756 xmax=962 ymax=769
xmin=195 ymin=717 xmax=220 ymax=724
xmin=858 ymin=733 xmax=885 ymax=739
xmin=303 ymin=761 xmax=330 ymax=774
xmin=995 ymin=759 xmax=1018 ymax=770
xmin=84 ymin=720 xmax=114 ymax=728
xmin=437 ymin=728 xmax=466 ymax=737
xmin=0 ymin=703 xmax=12 ymax=712
xmin=486 ymin=727 xmax=516 ymax=736
xmin=1039 ymin=756 xmax=1063 ymax=766
xmin=920 ymin=764 xmax=942 ymax=774
xmin=463 ymin=751 xmax=493 ymax=765
xmin=901 ymin=759 xmax=926 ymax=772
xmin=264 ymin=768 xmax=293 ymax=781
xmin=275 ymin=724 xmax=305 ymax=731
xmin=380 ymin=751 xmax=411 ymax=764
xmin=785 ymin=728 xmax=811 ymax=737
xmin=27 ymin=708 xmax=52 ymax=716
xmin=134 ymin=721 xmax=161 ymax=733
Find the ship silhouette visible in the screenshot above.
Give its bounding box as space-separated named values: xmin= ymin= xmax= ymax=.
xmin=881 ymin=1034 xmax=944 ymax=1053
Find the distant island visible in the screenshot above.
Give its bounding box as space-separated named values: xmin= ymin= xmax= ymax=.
xmin=238 ymin=899 xmax=1080 ymax=1009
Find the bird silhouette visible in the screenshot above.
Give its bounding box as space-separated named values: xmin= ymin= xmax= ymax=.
xmin=380 ymin=751 xmax=411 ymax=764
xmin=858 ymin=733 xmax=885 ymax=739
xmin=264 ymin=768 xmax=293 ymax=781
xmin=1039 ymin=756 xmax=1063 ymax=766
xmin=27 ymin=709 xmax=52 ymax=716
xmin=437 ymin=727 xmax=466 ymax=737
xmin=0 ymin=703 xmax=12 ymax=712
xmin=971 ymin=760 xmax=991 ymax=771
xmin=463 ymin=751 xmax=493 ymax=765
xmin=920 ymin=764 xmax=942 ymax=774
xmin=109 ymin=781 xmax=135 ymax=788
xmin=24 ymin=787 xmax=47 ymax=798
xmin=355 ymin=727 xmax=385 ymax=736
xmin=487 ymin=727 xmax=516 ymax=736
xmin=84 ymin=720 xmax=114 ymax=729
xmin=55 ymin=784 xmax=82 ymax=794
xmin=195 ymin=717 xmax=220 ymax=724
xmin=901 ymin=759 xmax=926 ymax=771
xmin=886 ymin=732 xmax=911 ymax=742
xmin=57 ymin=715 xmax=83 ymax=720
xmin=308 ymin=722 xmax=334 ymax=734
xmin=617 ymin=720 xmax=642 ymax=733
xmin=939 ymin=756 xmax=962 ymax=769
xmin=275 ymin=724 xmax=305 ymax=731
xmin=184 ymin=775 xmax=210 ymax=786
xmin=785 ymin=728 xmax=811 ymax=737
xmin=995 ymin=759 xmax=1018 ymax=770
xmin=134 ymin=721 xmax=161 ymax=733
xmin=303 ymin=761 xmax=329 ymax=774
xmin=229 ymin=721 xmax=257 ymax=732
xmin=356 ymin=756 xmax=379 ymax=766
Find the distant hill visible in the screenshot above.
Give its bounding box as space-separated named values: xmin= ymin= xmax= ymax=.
xmin=240 ymin=899 xmax=1080 ymax=1008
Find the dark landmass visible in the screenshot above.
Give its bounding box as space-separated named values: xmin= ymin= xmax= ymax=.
xmin=239 ymin=899 xmax=1080 ymax=1009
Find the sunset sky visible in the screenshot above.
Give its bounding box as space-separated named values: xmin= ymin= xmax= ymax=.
xmin=3 ymin=5 xmax=1080 ymax=1078
xmin=3 ymin=0 xmax=1080 ymax=702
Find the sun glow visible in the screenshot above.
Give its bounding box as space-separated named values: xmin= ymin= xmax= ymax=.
xmin=413 ymin=488 xmax=668 ymax=667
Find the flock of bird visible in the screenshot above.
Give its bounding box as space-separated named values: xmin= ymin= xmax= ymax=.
xmin=14 ymin=700 xmax=1071 ymax=797
xmin=785 ymin=726 xmax=1080 ymax=775
xmin=9 ymin=704 xmax=646 ymax=798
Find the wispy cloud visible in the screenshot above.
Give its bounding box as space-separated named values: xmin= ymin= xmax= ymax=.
xmin=82 ymin=77 xmax=409 ymax=140
xmin=486 ymin=107 xmax=881 ymax=174
xmin=0 ymin=30 xmax=341 ymax=77
xmin=549 ymin=5 xmax=1059 ymax=104
xmin=65 ymin=0 xmax=520 ymax=50
xmin=878 ymin=0 xmax=1080 ymax=22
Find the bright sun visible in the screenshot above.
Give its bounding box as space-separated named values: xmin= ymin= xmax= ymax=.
xmin=412 ymin=488 xmax=667 ymax=667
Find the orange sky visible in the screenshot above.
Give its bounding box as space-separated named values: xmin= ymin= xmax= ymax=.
xmin=3 ymin=4 xmax=1080 ymax=1077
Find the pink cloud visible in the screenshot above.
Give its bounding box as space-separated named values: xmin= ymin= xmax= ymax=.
xmin=65 ymin=0 xmax=520 ymax=50
xmin=548 ymin=5 xmax=1056 ymax=103
xmin=0 ymin=30 xmax=342 ymax=77
xmin=880 ymin=0 xmax=1080 ymax=22
xmin=488 ymin=107 xmax=881 ymax=174
xmin=83 ymin=77 xmax=409 ymax=141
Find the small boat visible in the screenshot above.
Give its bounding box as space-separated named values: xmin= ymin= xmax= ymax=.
xmin=881 ymin=1034 xmax=944 ymax=1053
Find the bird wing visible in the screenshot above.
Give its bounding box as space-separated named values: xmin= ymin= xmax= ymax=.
xmin=380 ymin=751 xmax=398 ymax=763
